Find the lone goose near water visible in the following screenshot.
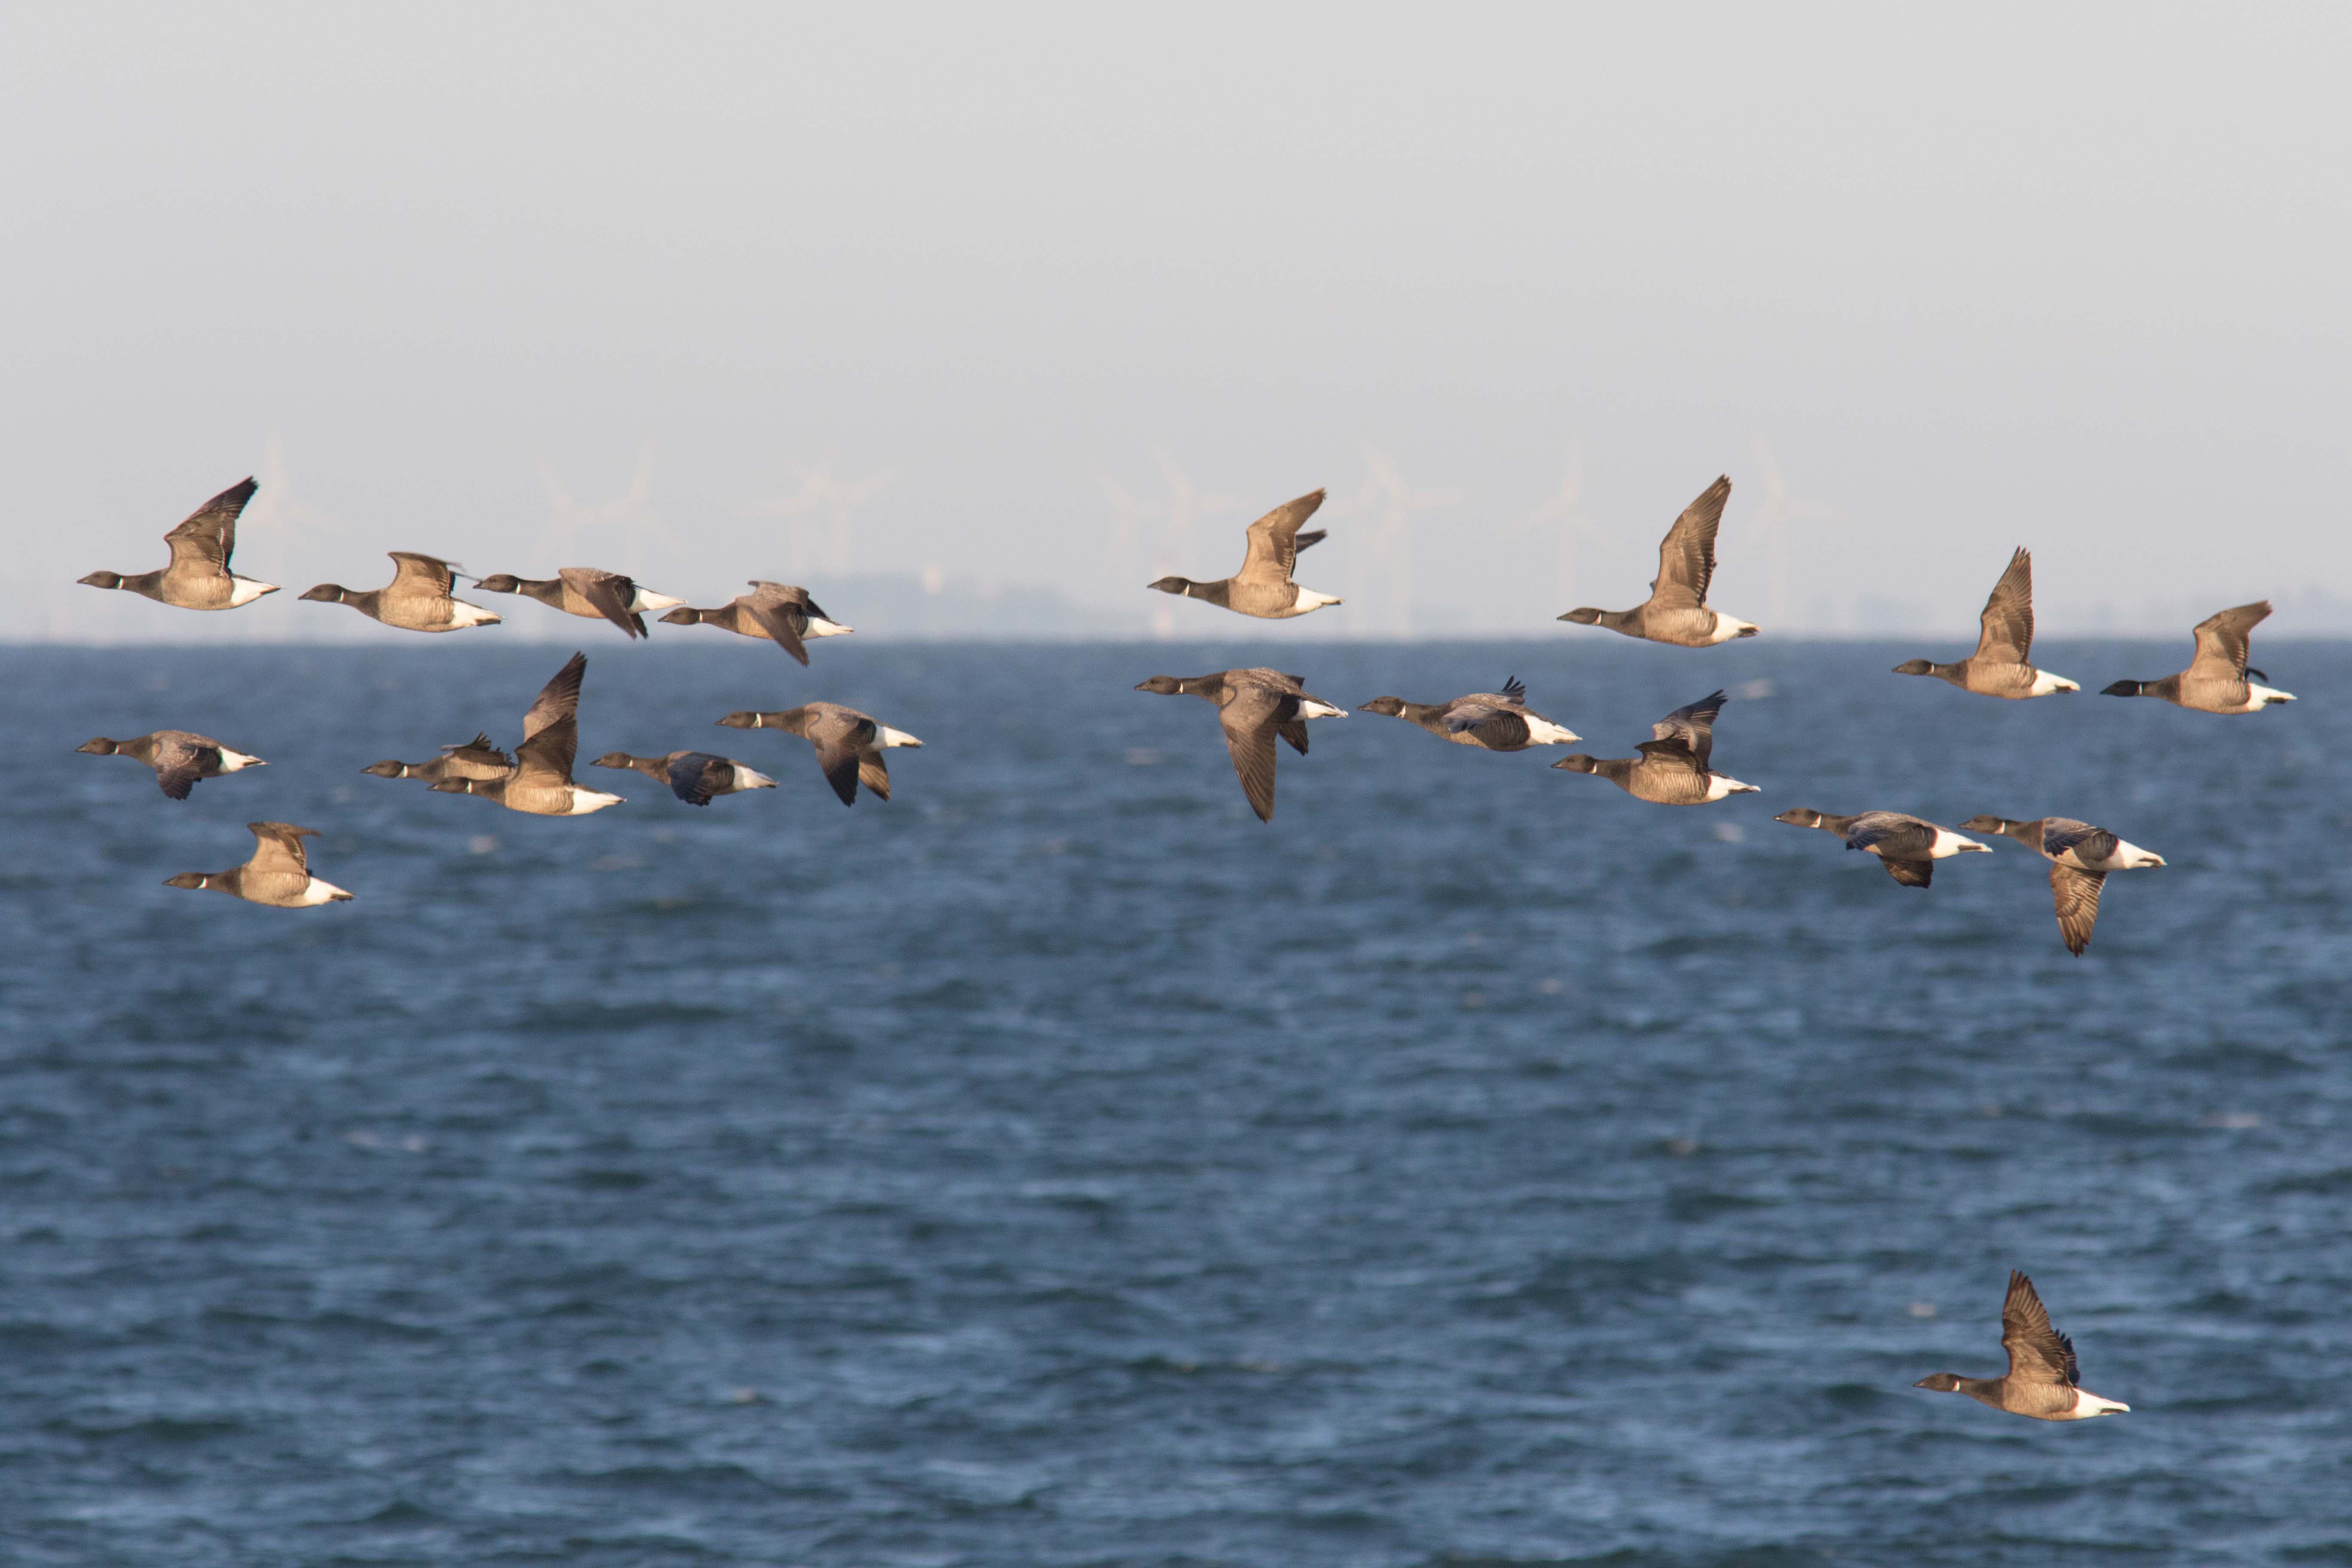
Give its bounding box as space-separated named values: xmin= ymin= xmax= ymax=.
xmin=592 ymin=751 xmax=778 ymax=806
xmin=164 ymin=822 xmax=352 ymax=908
xmin=299 ymin=553 xmax=501 ymax=632
xmin=79 ymin=478 xmax=279 ymax=611
xmin=1550 ymin=691 xmax=1756 ymax=804
xmin=2102 ymin=601 xmax=2294 ymax=713
xmin=715 ymin=704 xmax=922 ymax=807
xmin=1357 ymin=677 xmax=1580 ymax=750
xmin=427 ymin=652 xmax=625 ymax=815
xmin=1914 ymin=1271 xmax=2129 ymax=1422
xmin=1557 ymin=476 xmax=1757 ymax=646
xmin=77 ymin=731 xmax=265 ymax=799
xmin=1146 ymin=490 xmax=1342 ymax=619
xmin=475 ymin=568 xmax=685 ymax=639
xmin=361 ymin=733 xmax=515 ymax=784
xmin=659 ymin=582 xmax=852 ymax=664
xmin=1135 ymin=669 xmax=1347 ymax=822
xmin=1959 ymin=815 xmax=2166 ymax=955
xmin=1771 ymin=808 xmax=1990 ymax=886
xmin=1892 ymin=548 xmax=2079 ymax=698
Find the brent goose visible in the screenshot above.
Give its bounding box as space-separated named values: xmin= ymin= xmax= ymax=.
xmin=1146 ymin=490 xmax=1342 ymax=619
xmin=1892 ymin=548 xmax=2079 ymax=698
xmin=1135 ymin=669 xmax=1346 ymax=821
xmin=1557 ymin=476 xmax=1758 ymax=645
xmin=1914 ymin=1270 xmax=2129 ymax=1421
xmin=592 ymin=750 xmax=778 ymax=806
xmin=427 ymin=652 xmax=625 ymax=815
xmin=714 ymin=703 xmax=922 ymax=807
xmin=1959 ymin=815 xmax=2166 ymax=955
xmin=2102 ymin=601 xmax=2295 ymax=712
xmin=361 ymin=733 xmax=516 ymax=784
xmin=165 ymin=822 xmax=352 ymax=907
xmin=1357 ymin=677 xmax=1581 ymax=750
xmin=475 ymin=568 xmax=686 ymax=639
xmin=77 ymin=731 xmax=265 ymax=800
xmin=1772 ymin=808 xmax=1989 ymax=886
xmin=659 ymin=582 xmax=852 ymax=665
xmin=79 ymin=478 xmax=279 ymax=611
xmin=1550 ymin=691 xmax=1757 ymax=803
xmin=299 ymin=553 xmax=501 ymax=632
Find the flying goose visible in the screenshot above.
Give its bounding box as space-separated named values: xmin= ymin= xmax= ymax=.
xmin=427 ymin=652 xmax=625 ymax=815
xmin=164 ymin=822 xmax=352 ymax=908
xmin=475 ymin=568 xmax=686 ymax=639
xmin=1146 ymin=490 xmax=1342 ymax=619
xmin=592 ymin=750 xmax=778 ymax=806
xmin=1135 ymin=669 xmax=1347 ymax=822
xmin=1892 ymin=548 xmax=2079 ymax=698
xmin=1357 ymin=677 xmax=1580 ymax=750
xmin=299 ymin=553 xmax=501 ymax=632
xmin=361 ymin=733 xmax=516 ymax=784
xmin=77 ymin=731 xmax=266 ymax=799
xmin=659 ymin=582 xmax=852 ymax=664
xmin=2101 ymin=601 xmax=2294 ymax=712
xmin=714 ymin=703 xmax=923 ymax=806
xmin=1958 ymin=815 xmax=2166 ymax=955
xmin=1557 ymin=476 xmax=1757 ymax=646
xmin=1913 ymin=1270 xmax=2129 ymax=1422
xmin=1550 ymin=691 xmax=1756 ymax=803
xmin=1771 ymin=808 xmax=1990 ymax=886
xmin=79 ymin=478 xmax=279 ymax=611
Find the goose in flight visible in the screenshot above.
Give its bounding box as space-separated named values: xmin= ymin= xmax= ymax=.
xmin=299 ymin=553 xmax=501 ymax=632
xmin=714 ymin=704 xmax=922 ymax=806
xmin=428 ymin=652 xmax=625 ymax=815
xmin=1550 ymin=691 xmax=1756 ymax=803
xmin=79 ymin=478 xmax=279 ymax=611
xmin=361 ymin=733 xmax=517 ymax=784
xmin=660 ymin=582 xmax=853 ymax=664
xmin=1959 ymin=815 xmax=2166 ymax=955
xmin=2101 ymin=601 xmax=2294 ymax=712
xmin=592 ymin=750 xmax=778 ymax=806
xmin=1357 ymin=677 xmax=1580 ymax=750
xmin=164 ymin=822 xmax=352 ymax=908
xmin=77 ymin=730 xmax=266 ymax=800
xmin=1892 ymin=548 xmax=2078 ymax=698
xmin=475 ymin=568 xmax=685 ymax=639
xmin=1557 ymin=476 xmax=1756 ymax=646
xmin=1772 ymin=808 xmax=1989 ymax=886
xmin=1146 ymin=490 xmax=1341 ymax=619
xmin=1134 ymin=668 xmax=1347 ymax=822
xmin=1913 ymin=1271 xmax=2129 ymax=1421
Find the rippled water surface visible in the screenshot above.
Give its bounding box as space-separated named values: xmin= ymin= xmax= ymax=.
xmin=3 ymin=638 xmax=2348 ymax=1567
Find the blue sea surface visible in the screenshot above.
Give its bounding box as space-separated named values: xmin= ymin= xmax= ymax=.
xmin=2 ymin=637 xmax=2348 ymax=1567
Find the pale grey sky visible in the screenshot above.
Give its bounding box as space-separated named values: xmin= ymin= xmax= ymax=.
xmin=7 ymin=3 xmax=2347 ymax=641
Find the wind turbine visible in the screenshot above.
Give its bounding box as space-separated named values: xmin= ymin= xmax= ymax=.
xmin=1095 ymin=450 xmax=1246 ymax=636
xmin=536 ymin=445 xmax=680 ymax=580
xmin=1332 ymin=445 xmax=1467 ymax=639
xmin=1743 ymin=438 xmax=1842 ymax=631
xmin=740 ymin=459 xmax=894 ymax=579
xmin=245 ymin=432 xmax=348 ymax=584
xmin=1504 ymin=443 xmax=1623 ymax=614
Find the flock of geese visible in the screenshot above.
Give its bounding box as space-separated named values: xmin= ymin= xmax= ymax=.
xmin=77 ymin=472 xmax=2297 ymax=1416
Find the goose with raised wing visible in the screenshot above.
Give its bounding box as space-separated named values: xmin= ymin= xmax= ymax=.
xmin=2101 ymin=601 xmax=2295 ymax=712
xmin=164 ymin=822 xmax=352 ymax=908
xmin=475 ymin=567 xmax=685 ymax=639
xmin=1556 ymin=476 xmax=1757 ymax=646
xmin=428 ymin=652 xmax=625 ymax=815
xmin=299 ymin=553 xmax=500 ymax=632
xmin=592 ymin=750 xmax=778 ymax=806
xmin=1550 ymin=691 xmax=1756 ymax=803
xmin=1913 ymin=1271 xmax=2129 ymax=1422
xmin=1959 ymin=815 xmax=2166 ymax=955
xmin=1135 ymin=669 xmax=1347 ymax=822
xmin=1892 ymin=548 xmax=2078 ymax=698
xmin=1771 ymin=808 xmax=1989 ymax=887
xmin=361 ymin=733 xmax=516 ymax=784
xmin=1357 ymin=677 xmax=1580 ymax=750
xmin=659 ymin=581 xmax=852 ymax=664
xmin=77 ymin=731 xmax=266 ymax=800
xmin=1146 ymin=490 xmax=1341 ymax=619
xmin=79 ymin=478 xmax=279 ymax=611
xmin=714 ymin=704 xmax=922 ymax=807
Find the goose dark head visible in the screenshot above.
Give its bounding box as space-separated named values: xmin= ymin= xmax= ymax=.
xmin=2101 ymin=679 xmax=2145 ymax=697
xmin=361 ymin=760 xmax=410 ymax=778
xmin=162 ymin=872 xmax=212 ymax=891
xmin=298 ymin=584 xmax=347 ymax=603
xmin=77 ymin=570 xmax=124 ymax=589
xmin=658 ymin=606 xmax=701 ymax=626
xmin=714 ymin=710 xmax=763 ymax=729
xmin=76 ymin=737 xmax=121 ymax=755
xmin=429 ymin=778 xmax=478 ymax=794
xmin=1957 ymin=815 xmax=2014 ymax=835
xmin=1912 ymin=1373 xmax=1964 ymax=1392
xmin=1551 ymin=754 xmax=1599 ymax=773
xmin=591 ymin=752 xmax=638 ymax=770
xmin=1556 ymin=606 xmax=1603 ymax=625
xmin=1145 ymin=576 xmax=1194 ymax=597
xmin=475 ymin=574 xmax=524 ymax=594
xmin=1773 ymin=807 xmax=1827 ymax=828
xmin=1891 ymin=659 xmax=1937 ymax=677
xmin=1357 ymin=697 xmax=1407 ymax=716
xmin=1133 ymin=676 xmax=1189 ymax=695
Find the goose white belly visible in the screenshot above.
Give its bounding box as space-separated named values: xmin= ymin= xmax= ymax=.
xmin=293 ymin=877 xmax=352 ymax=906
xmin=804 ymin=616 xmax=854 ymax=638
xmin=563 ymin=789 xmax=627 ymax=815
xmin=1522 ymin=716 xmax=1580 ymax=745
xmin=729 ymin=765 xmax=778 ymax=791
xmin=215 ymin=749 xmax=266 ymax=772
xmin=629 ymin=587 xmax=686 ymax=612
xmin=445 ymin=598 xmax=502 ymax=628
xmin=2063 ymin=1387 xmax=2130 ymax=1418
xmin=1702 ymin=773 xmax=1759 ymax=800
xmin=1296 ymin=699 xmax=1348 ymax=720
xmin=226 ymin=575 xmax=280 ymax=607
xmin=1927 ymin=827 xmax=1991 ymax=858
xmin=1289 ymin=587 xmax=1343 ymax=614
xmin=2245 ymin=681 xmax=2296 ymax=708
xmin=1702 ymin=612 xmax=1759 ymax=644
xmin=2027 ymin=668 xmax=2082 ymax=695
xmin=875 ymin=726 xmax=924 ymax=748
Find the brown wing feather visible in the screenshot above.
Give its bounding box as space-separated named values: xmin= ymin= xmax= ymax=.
xmin=244 ymin=821 xmax=315 ymax=877
xmin=163 ymin=478 xmax=257 ymax=571
xmin=1234 ymin=490 xmax=1328 ymax=587
xmin=1218 ymin=683 xmax=1287 ymax=822
xmin=808 ymin=711 xmax=876 ymax=806
xmin=522 ymin=653 xmax=587 ymax=741
xmin=1975 ymin=548 xmax=2035 ymax=665
xmin=2000 ymin=1270 xmax=2080 ymax=1387
xmin=2050 ymin=864 xmax=2106 ymax=956
xmin=514 ymin=715 xmax=579 ymax=785
xmin=387 ymin=552 xmax=457 ymax=594
xmin=856 ymin=753 xmax=892 ymax=800
xmin=2188 ymin=600 xmax=2269 ymax=680
xmin=1648 ymin=476 xmax=1730 ymax=610
xmin=1277 ymin=719 xmax=1310 ymax=756
xmin=560 ymin=568 xmax=645 ymax=639
xmin=743 ymin=591 xmax=811 ymax=664
xmin=1880 ymin=857 xmax=1934 ymax=888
